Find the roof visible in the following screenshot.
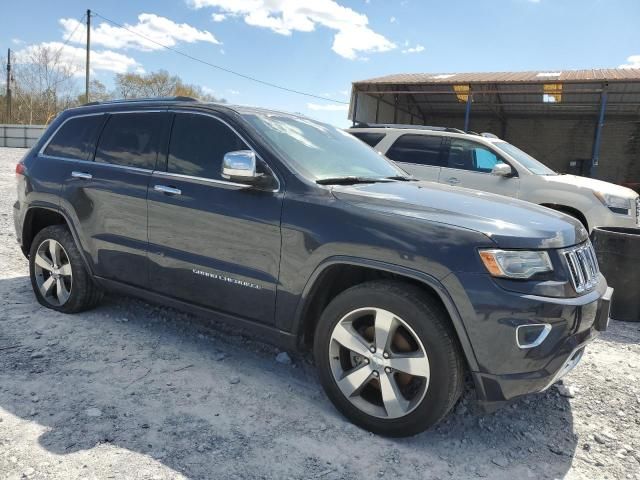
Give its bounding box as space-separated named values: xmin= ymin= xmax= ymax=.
xmin=355 ymin=69 xmax=640 ymax=86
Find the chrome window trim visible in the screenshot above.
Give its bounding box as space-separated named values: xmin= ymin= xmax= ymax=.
xmin=36 ymin=154 xmax=153 ymax=174
xmin=38 ymin=112 xmax=106 ymax=159
xmin=152 ymin=170 xmax=251 ymax=189
xmin=38 ymin=109 xmax=167 ymax=162
xmin=166 ymin=109 xmax=281 ymax=193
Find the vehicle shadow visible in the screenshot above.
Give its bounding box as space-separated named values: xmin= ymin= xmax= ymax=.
xmin=0 ymin=275 xmax=577 ymax=479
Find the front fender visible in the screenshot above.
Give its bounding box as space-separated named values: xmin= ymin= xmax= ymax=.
xmin=289 ymin=255 xmax=479 ymax=371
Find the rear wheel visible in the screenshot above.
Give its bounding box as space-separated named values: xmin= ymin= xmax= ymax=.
xmin=314 ymin=280 xmax=464 ymax=437
xmin=29 ymin=225 xmax=103 ymax=313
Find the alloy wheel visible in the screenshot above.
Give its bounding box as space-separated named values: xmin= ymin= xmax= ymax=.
xmin=33 ymin=239 xmax=73 ymax=307
xmin=328 ymin=307 xmax=430 ymax=419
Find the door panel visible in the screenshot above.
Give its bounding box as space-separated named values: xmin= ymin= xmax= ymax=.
xmin=62 ymin=163 xmax=152 ymax=286
xmin=398 ymin=163 xmax=441 ymax=182
xmin=441 ymin=138 xmax=520 ymax=197
xmin=147 ymin=112 xmax=282 ymax=325
xmin=147 ymin=173 xmax=283 ymax=324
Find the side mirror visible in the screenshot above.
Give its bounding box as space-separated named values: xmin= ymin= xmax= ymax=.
xmin=222 ymin=150 xmax=259 ymax=183
xmin=492 ymin=163 xmax=513 ymax=177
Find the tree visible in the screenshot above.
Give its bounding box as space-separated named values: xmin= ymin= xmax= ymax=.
xmin=11 ymin=44 xmax=79 ymax=124
xmin=114 ymin=70 xmax=224 ymax=102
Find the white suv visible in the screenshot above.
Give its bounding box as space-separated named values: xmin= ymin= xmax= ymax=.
xmin=348 ymin=125 xmax=639 ymax=231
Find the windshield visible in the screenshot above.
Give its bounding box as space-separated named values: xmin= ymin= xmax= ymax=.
xmin=494 ymin=141 xmax=557 ymax=175
xmin=242 ymin=113 xmax=406 ymax=181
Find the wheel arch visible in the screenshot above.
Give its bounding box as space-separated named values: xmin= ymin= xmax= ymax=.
xmin=292 ymin=256 xmax=479 ymax=371
xmin=23 ymin=205 xmax=95 ymax=275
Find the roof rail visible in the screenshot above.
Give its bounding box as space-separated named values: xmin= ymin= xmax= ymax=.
xmin=352 ymin=123 xmax=465 ymax=134
xmin=82 ymin=96 xmax=199 ymax=107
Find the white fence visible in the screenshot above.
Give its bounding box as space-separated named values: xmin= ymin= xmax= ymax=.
xmin=0 ymin=124 xmax=47 ymax=148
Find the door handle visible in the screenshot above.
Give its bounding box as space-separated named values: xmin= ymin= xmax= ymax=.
xmin=446 ymin=177 xmax=460 ymax=185
xmin=71 ymin=171 xmax=92 ymax=180
xmin=154 ymin=185 xmax=182 ymax=195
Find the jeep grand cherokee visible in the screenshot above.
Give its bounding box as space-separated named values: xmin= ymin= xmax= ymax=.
xmin=13 ymin=97 xmax=612 ymax=437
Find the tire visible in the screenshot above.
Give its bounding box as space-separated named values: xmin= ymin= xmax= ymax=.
xmin=29 ymin=225 xmax=103 ymax=313
xmin=314 ymin=280 xmax=464 ymax=437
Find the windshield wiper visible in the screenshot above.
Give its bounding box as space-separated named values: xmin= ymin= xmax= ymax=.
xmin=316 ymin=176 xmax=393 ymax=185
xmin=385 ymin=175 xmax=418 ymax=181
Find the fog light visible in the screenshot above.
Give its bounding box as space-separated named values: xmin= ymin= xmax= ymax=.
xmin=516 ymin=323 xmax=552 ymax=349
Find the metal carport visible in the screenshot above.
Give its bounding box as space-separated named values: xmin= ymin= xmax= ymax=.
xmin=349 ymin=69 xmax=640 ymax=186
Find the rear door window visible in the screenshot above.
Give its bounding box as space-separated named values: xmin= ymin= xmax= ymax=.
xmin=350 ymin=132 xmax=386 ymax=148
xmin=167 ymin=113 xmax=248 ymax=181
xmin=43 ymin=115 xmax=105 ymax=160
xmin=95 ymin=112 xmax=169 ymax=170
xmin=385 ymin=134 xmax=445 ymax=166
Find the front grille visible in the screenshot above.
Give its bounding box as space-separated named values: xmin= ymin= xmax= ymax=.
xmin=563 ymin=242 xmax=599 ymax=293
xmin=636 ymin=197 xmax=640 ymax=226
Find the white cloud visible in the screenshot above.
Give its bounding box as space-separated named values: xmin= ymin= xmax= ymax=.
xmin=11 ymin=38 xmax=24 ymax=45
xmin=307 ymin=102 xmax=349 ymax=111
xmin=212 ymin=13 xmax=227 ymax=22
xmin=619 ymin=55 xmax=640 ymax=69
xmin=60 ymin=13 xmax=220 ymax=52
xmin=190 ymin=0 xmax=395 ymax=59
xmin=16 ymin=42 xmax=141 ymax=75
xmin=402 ymin=43 xmax=424 ymax=54
xmin=390 ymin=16 xmax=396 ymax=23
xmin=228 ymin=89 xmax=240 ymax=95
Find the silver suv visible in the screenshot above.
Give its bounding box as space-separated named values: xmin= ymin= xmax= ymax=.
xmin=348 ymin=124 xmax=640 ymax=231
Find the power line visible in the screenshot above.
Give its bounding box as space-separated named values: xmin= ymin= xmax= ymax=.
xmin=91 ymin=11 xmax=349 ymax=105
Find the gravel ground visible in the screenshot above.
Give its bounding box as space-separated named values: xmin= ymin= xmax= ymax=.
xmin=1 ymin=146 xmax=639 ymax=480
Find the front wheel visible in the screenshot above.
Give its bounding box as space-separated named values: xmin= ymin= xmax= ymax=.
xmin=314 ymin=281 xmax=464 ymax=437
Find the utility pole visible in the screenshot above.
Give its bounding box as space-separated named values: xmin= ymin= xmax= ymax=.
xmin=5 ymin=48 xmax=11 ymax=123
xmin=85 ymin=9 xmax=91 ymax=103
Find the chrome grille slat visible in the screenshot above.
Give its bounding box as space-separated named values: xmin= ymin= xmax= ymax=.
xmin=636 ymin=197 xmax=640 ymax=226
xmin=563 ymin=242 xmax=599 ymax=293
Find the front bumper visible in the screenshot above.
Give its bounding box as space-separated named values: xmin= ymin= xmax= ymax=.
xmin=443 ymin=272 xmax=612 ymax=404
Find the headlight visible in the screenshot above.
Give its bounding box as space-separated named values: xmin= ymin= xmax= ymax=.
xmin=479 ymin=249 xmax=553 ymax=279
xmin=593 ymin=191 xmax=632 ymax=215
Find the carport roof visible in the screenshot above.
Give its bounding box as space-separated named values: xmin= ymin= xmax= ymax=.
xmin=355 ymin=69 xmax=640 ymax=85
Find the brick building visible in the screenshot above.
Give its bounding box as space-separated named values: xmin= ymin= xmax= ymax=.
xmin=348 ymin=69 xmax=640 ymax=188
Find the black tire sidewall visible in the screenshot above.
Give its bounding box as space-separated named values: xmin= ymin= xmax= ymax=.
xmin=314 ymin=282 xmax=462 ymax=437
xmin=29 ymin=225 xmax=97 ymax=313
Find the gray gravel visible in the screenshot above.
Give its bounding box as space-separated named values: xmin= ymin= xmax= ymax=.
xmin=1 ymin=146 xmax=639 ymax=479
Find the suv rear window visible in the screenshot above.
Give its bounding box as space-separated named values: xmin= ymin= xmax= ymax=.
xmin=350 ymin=132 xmax=386 ymax=148
xmin=95 ymin=112 xmax=168 ymax=170
xmin=43 ymin=115 xmax=104 ymax=160
xmin=386 ymin=134 xmax=444 ymax=166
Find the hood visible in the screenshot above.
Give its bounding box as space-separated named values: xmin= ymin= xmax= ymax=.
xmin=545 ymin=174 xmax=638 ymax=199
xmin=332 ymin=181 xmax=588 ymax=249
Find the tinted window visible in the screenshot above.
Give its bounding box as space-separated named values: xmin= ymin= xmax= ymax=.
xmin=44 ymin=115 xmax=104 ymax=160
xmin=446 ymin=139 xmax=505 ymax=173
xmin=350 ymin=132 xmax=386 ymax=147
xmin=95 ymin=113 xmax=167 ymax=170
xmin=386 ymin=134 xmax=444 ymax=166
xmin=168 ymin=114 xmax=248 ymax=180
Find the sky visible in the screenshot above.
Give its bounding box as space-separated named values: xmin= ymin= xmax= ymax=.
xmin=2 ymin=0 xmax=639 ymax=127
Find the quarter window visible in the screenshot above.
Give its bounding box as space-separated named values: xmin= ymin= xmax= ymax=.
xmin=350 ymin=132 xmax=386 ymax=148
xmin=167 ymin=114 xmax=248 ymax=180
xmin=385 ymin=134 xmax=444 ymax=166
xmin=95 ymin=113 xmax=168 ymax=170
xmin=445 ymin=139 xmax=505 ymax=173
xmin=43 ymin=115 xmax=104 ymax=160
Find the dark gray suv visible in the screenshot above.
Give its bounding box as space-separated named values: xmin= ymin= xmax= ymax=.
xmin=13 ymin=97 xmax=612 ymax=436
